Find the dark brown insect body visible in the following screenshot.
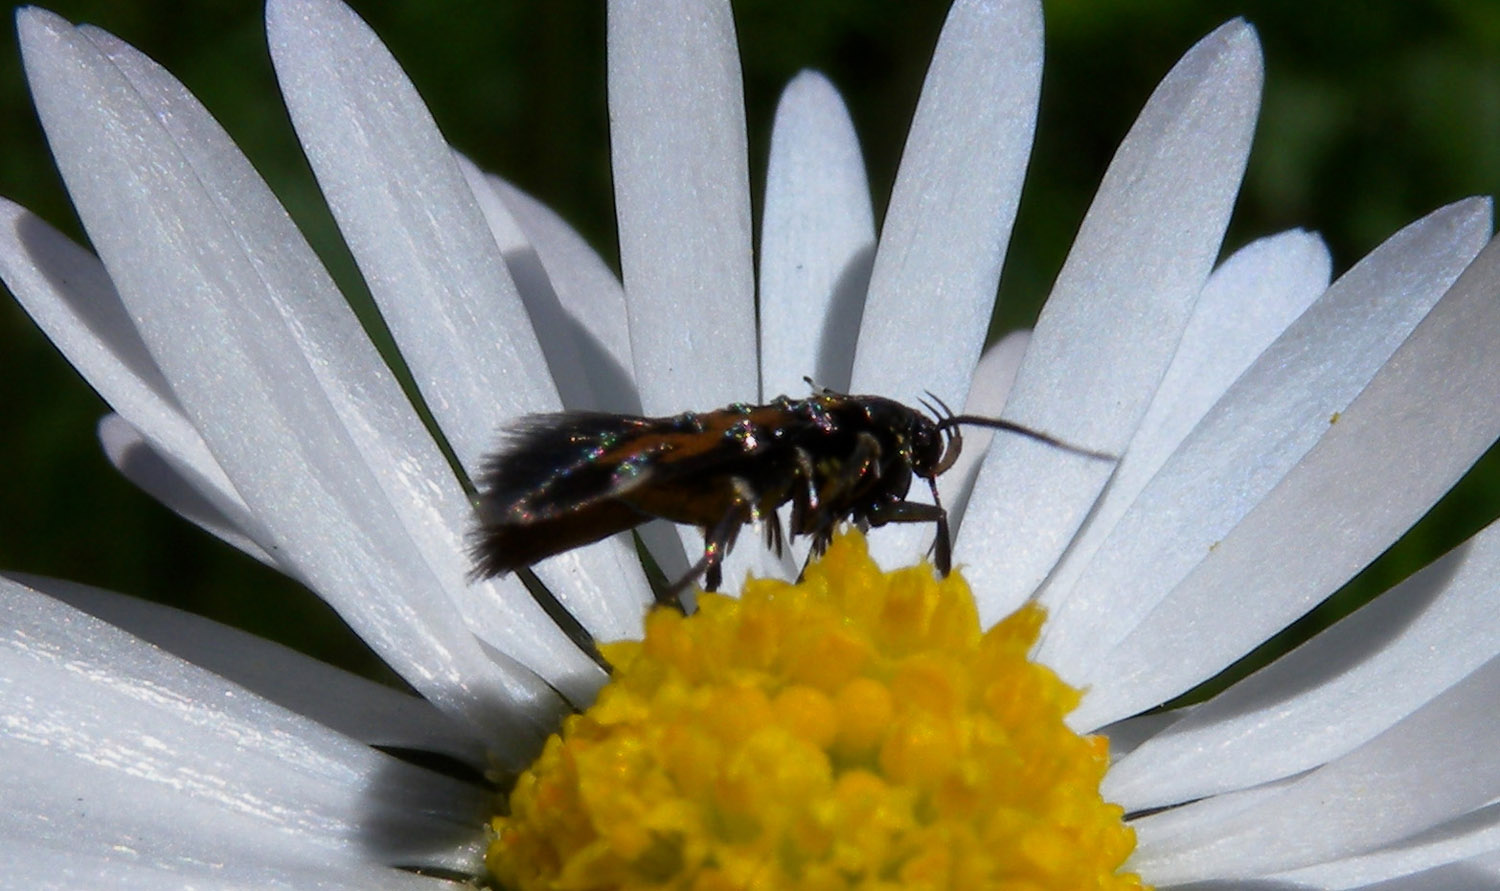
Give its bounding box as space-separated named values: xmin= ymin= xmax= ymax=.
xmin=471 ymin=391 xmax=1103 ymax=597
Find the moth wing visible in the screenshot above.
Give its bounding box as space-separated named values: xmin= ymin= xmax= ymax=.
xmin=469 ymin=412 xmax=666 ymax=577
xmin=476 ymin=412 xmax=666 ymax=519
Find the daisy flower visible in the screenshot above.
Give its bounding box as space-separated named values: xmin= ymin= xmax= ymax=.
xmin=5 ymin=0 xmax=1500 ymax=888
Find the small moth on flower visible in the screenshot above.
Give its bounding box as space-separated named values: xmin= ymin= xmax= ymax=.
xmin=471 ymin=386 xmax=1112 ymax=600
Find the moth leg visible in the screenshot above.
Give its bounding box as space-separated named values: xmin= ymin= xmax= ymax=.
xmin=864 ymin=476 xmax=952 ymax=575
xmin=804 ymin=435 xmax=882 ymax=558
xmin=763 ymin=509 xmax=786 ymax=557
xmin=663 ymin=478 xmax=755 ymax=607
xmin=791 ymin=447 xmax=818 ymax=523
xmin=667 ymin=508 xmax=746 ymax=600
xmin=802 ymin=375 xmax=835 ymax=395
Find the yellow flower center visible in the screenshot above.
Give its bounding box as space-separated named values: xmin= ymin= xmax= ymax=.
xmin=487 ymin=531 xmax=1144 ymax=891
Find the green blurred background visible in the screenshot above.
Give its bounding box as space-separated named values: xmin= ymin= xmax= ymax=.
xmin=1 ymin=1 xmax=1497 ymax=687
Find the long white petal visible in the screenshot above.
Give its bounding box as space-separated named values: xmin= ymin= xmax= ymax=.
xmin=760 ymin=70 xmax=875 ymax=399
xmin=266 ymin=0 xmax=551 ymax=467
xmin=850 ymin=0 xmax=1042 ymax=408
xmin=1106 ymin=516 xmax=1500 ymax=810
xmin=607 ymin=0 xmax=774 ymax=589
xmin=1039 ymin=229 xmax=1330 ymax=609
xmin=456 ymin=156 xmax=656 ymax=636
xmin=0 ymin=842 xmax=442 ymax=891
xmin=846 ymin=0 xmax=1044 ymax=570
xmin=1133 ymin=653 xmax=1500 ymax=883
xmin=1081 ymin=226 xmax=1500 ymax=725
xmin=0 ymin=201 xmax=240 ymax=513
xmin=1270 ymin=804 xmax=1500 ymax=890
xmin=959 ymin=21 xmax=1262 ymax=618
xmin=19 ymin=574 xmax=485 ymax=765
xmin=608 ymin=0 xmax=756 ymax=411
xmin=486 ymin=174 xmax=639 ymax=414
xmin=266 ymin=0 xmax=653 ymax=652
xmin=20 ymin=10 xmax=582 ymax=739
xmin=1055 ymin=198 xmax=1487 ymax=711
xmin=751 ymin=71 xmax=877 ymax=579
xmin=98 ymin=415 xmax=278 ymax=569
xmin=1 ymin=578 xmax=485 ymax=882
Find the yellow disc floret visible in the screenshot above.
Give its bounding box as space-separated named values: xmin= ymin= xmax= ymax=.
xmin=488 ymin=530 xmax=1144 ymax=891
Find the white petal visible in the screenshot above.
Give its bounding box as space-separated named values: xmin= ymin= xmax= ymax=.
xmin=84 ymin=16 xmax=607 ymax=703
xmin=96 ymin=17 xmax=627 ymax=699
xmin=945 ymin=330 xmax=1030 ymax=529
xmin=1347 ymin=856 xmax=1500 ymax=891
xmin=266 ymin=0 xmax=555 ymax=470
xmin=1039 ymin=229 xmax=1330 ymax=607
xmin=1129 ymin=773 xmax=1300 ymax=851
xmin=0 ymin=200 xmax=240 ymax=510
xmin=607 ymin=0 xmax=756 ymax=411
xmin=20 ymin=573 xmax=485 ymax=765
xmin=98 ymin=414 xmax=278 ymax=569
xmin=265 ymin=1 xmax=651 ymax=645
xmin=486 ymin=173 xmax=639 ymax=414
xmin=21 ymin=11 xmax=586 ymax=736
xmin=846 ymin=0 xmax=1044 ymax=572
xmin=606 ymin=0 xmax=788 ymax=590
xmin=1079 ymin=222 xmax=1500 ymax=726
xmin=851 ymin=0 xmax=1042 ymax=409
xmin=456 ymin=155 xmax=655 ymax=637
xmin=759 ymin=70 xmax=875 ymax=399
xmin=454 ymin=153 xmax=596 ymax=412
xmin=1106 ymin=516 xmax=1500 ymax=810
xmin=267 ymin=1 xmax=655 ymax=636
xmin=1132 ymin=653 xmax=1500 ymax=883
xmin=958 ymin=21 xmax=1263 ymax=618
xmin=1054 ymin=199 xmax=1486 ymax=708
xmin=1 ymin=577 xmax=486 ymax=881
xmin=850 ymin=0 xmax=1042 ymax=571
xmin=0 ymin=842 xmax=443 ymax=891
xmin=1270 ymin=804 xmax=1500 ymax=890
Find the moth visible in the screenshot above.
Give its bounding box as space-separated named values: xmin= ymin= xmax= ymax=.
xmin=470 ymin=390 xmax=1109 ymax=599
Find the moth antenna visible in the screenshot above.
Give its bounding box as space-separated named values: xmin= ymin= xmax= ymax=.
xmin=924 ymin=392 xmax=965 ymax=476
xmin=926 ymin=391 xmax=963 ymax=443
xmin=923 ymin=391 xmax=957 ymax=421
xmin=938 ymin=413 xmax=1114 ymax=461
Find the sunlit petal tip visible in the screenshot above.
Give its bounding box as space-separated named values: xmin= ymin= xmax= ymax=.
xmin=852 ymin=0 xmax=1042 ymax=406
xmin=607 ymin=0 xmax=756 ymax=413
xmin=1072 ymin=214 xmax=1500 ymax=729
xmin=760 ymin=69 xmax=874 ymax=399
xmin=14 ymin=6 xmax=67 ymax=48
xmin=954 ymin=17 xmax=1264 ymax=617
